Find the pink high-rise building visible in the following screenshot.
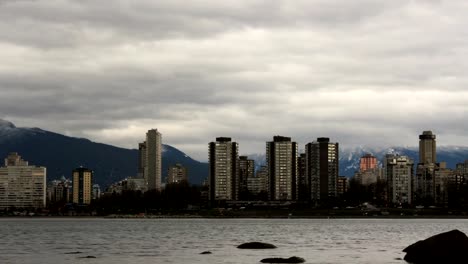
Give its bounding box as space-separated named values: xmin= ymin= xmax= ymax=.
xmin=360 ymin=154 xmax=377 ymax=172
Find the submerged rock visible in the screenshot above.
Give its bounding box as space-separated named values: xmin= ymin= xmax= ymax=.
xmin=64 ymin=251 xmax=82 ymax=255
xmin=80 ymin=256 xmax=97 ymax=259
xmin=260 ymin=256 xmax=305 ymax=263
xmin=237 ymin=242 xmax=277 ymax=249
xmin=200 ymin=251 xmax=212 ymax=255
xmin=403 ymin=229 xmax=468 ymax=263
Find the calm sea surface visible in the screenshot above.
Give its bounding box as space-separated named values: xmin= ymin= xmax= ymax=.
xmin=1 ymin=218 xmax=467 ymax=264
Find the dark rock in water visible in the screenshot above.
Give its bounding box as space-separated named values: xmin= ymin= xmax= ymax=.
xmin=200 ymin=251 xmax=212 ymax=255
xmin=237 ymin=242 xmax=277 ymax=249
xmin=80 ymin=256 xmax=97 ymax=259
xmin=403 ymin=229 xmax=468 ymax=263
xmin=260 ymin=256 xmax=305 ymax=263
xmin=65 ymin=251 xmax=82 ymax=254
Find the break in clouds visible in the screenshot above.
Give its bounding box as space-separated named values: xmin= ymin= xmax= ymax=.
xmin=1 ymin=0 xmax=468 ymax=160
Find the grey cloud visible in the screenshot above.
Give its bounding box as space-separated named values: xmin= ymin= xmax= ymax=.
xmin=0 ymin=0 xmax=404 ymax=49
xmin=1 ymin=1 xmax=468 ymax=160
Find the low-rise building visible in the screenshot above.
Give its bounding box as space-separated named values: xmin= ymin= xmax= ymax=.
xmin=167 ymin=163 xmax=188 ymax=184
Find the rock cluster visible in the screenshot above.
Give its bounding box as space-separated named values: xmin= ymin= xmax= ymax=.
xmin=237 ymin=242 xmax=305 ymax=263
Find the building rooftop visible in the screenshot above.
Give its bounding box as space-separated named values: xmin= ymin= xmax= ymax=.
xmin=273 ymin=135 xmax=291 ymax=142
xmin=216 ymin=137 xmax=232 ymax=142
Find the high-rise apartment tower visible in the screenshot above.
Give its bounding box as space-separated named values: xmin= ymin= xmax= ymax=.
xmin=144 ymin=129 xmax=162 ymax=190
xmin=266 ymin=136 xmax=298 ymax=200
xmin=419 ymin=131 xmax=436 ymax=164
xmin=415 ymin=131 xmax=437 ymax=204
xmin=72 ymin=167 xmax=93 ymax=205
xmin=209 ymin=137 xmax=239 ymax=200
xmin=384 ymin=154 xmax=414 ymax=205
xmin=306 ymin=138 xmax=339 ymax=203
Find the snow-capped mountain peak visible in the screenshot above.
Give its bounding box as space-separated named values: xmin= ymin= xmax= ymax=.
xmin=0 ymin=119 xmax=16 ymax=129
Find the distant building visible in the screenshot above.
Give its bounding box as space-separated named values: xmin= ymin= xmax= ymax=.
xmin=128 ymin=177 xmax=148 ymax=192
xmin=354 ymin=154 xmax=382 ymax=186
xmin=47 ymin=176 xmax=72 ymax=204
xmin=306 ymin=138 xmax=339 ymax=203
xmin=106 ymin=177 xmax=147 ymax=194
xmin=247 ymin=166 xmax=268 ymax=196
xmin=415 ymin=163 xmax=436 ymax=203
xmin=202 ymin=177 xmax=209 ymax=187
xmin=125 ymin=177 xmax=147 ymax=192
xmin=138 ymin=142 xmax=147 ymax=179
xmin=72 ymin=167 xmax=93 ymax=205
xmin=454 ymin=161 xmax=468 ymax=191
xmin=106 ymin=181 xmax=123 ymax=195
xmin=4 ymin=153 xmax=28 ymax=166
xmin=297 ymin=153 xmax=308 ymax=200
xmin=433 ymin=162 xmax=452 ymax=206
xmin=0 ymin=153 xmax=46 ymax=209
xmin=92 ymin=184 xmax=101 ymax=200
xmin=448 ymin=164 xmax=467 ymax=204
xmin=355 ymin=168 xmax=383 ymax=186
xmin=384 ymin=154 xmax=414 ymax=205
xmin=456 ymin=160 xmax=468 ymax=176
xmin=266 ymin=136 xmax=298 ymax=200
xmin=337 ymin=176 xmax=348 ymax=197
xmin=200 ymin=177 xmax=209 ymax=202
xmin=238 ymin=156 xmax=254 ymax=199
xmin=209 ymin=137 xmax=239 ymax=200
xmin=414 ymin=131 xmax=438 ymax=204
xmin=167 ymin=164 xmax=188 ymax=184
xmin=360 ymin=154 xmax=378 ymax=172
xmin=419 ymin=131 xmax=436 ymax=164
xmin=144 ymin=129 xmax=162 ymax=190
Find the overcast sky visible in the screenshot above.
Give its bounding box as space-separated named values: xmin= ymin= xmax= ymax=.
xmin=1 ymin=0 xmax=468 ymax=161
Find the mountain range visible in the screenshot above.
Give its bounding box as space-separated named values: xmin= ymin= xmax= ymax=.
xmin=0 ymin=119 xmax=208 ymax=187
xmin=249 ymin=146 xmax=468 ymax=176
xmin=2 ymin=119 xmax=468 ymax=188
xmin=339 ymin=146 xmax=468 ymax=175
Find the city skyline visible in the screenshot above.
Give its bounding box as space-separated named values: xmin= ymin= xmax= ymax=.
xmin=1 ymin=1 xmax=468 ymax=161
xmin=0 ymin=128 xmax=466 ymax=209
xmin=2 ymin=117 xmax=468 ymax=163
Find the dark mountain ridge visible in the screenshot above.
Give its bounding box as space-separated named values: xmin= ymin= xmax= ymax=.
xmin=0 ymin=119 xmax=208 ymax=187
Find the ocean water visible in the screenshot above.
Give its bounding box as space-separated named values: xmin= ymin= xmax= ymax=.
xmin=0 ymin=218 xmax=467 ymax=264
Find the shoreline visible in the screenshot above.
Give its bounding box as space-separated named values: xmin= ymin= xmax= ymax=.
xmin=2 ymin=214 xmax=468 ymax=219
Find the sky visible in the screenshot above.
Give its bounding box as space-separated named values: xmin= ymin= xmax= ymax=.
xmin=1 ymin=0 xmax=468 ymax=161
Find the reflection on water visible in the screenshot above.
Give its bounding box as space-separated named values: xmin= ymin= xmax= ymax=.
xmin=0 ymin=218 xmax=467 ymax=264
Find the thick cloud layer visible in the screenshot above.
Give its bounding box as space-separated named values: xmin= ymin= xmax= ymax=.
xmin=1 ymin=0 xmax=468 ymax=160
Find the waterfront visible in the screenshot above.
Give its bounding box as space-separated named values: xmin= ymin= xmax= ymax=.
xmin=1 ymin=218 xmax=467 ymax=264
